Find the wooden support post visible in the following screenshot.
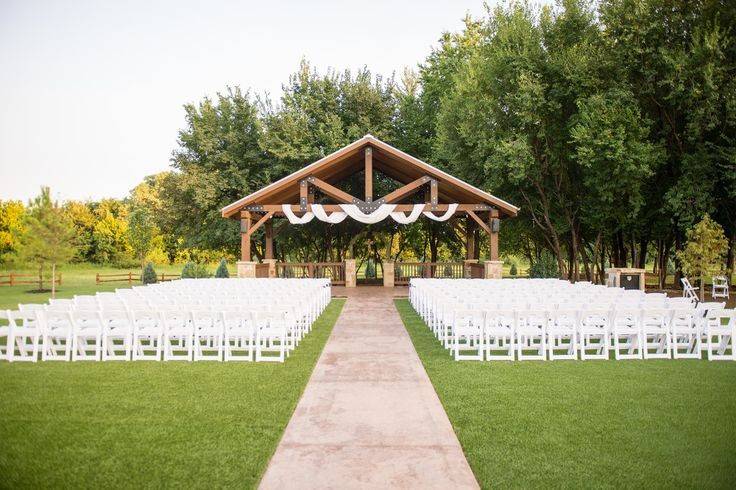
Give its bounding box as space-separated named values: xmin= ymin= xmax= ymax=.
xmin=465 ymin=214 xmax=476 ymax=260
xmin=299 ymin=180 xmax=308 ymax=211
xmin=241 ymin=211 xmax=252 ymax=262
xmin=488 ymin=209 xmax=499 ymax=261
xmin=265 ymin=219 xmax=274 ymax=260
xmin=365 ymin=147 xmax=373 ymax=202
xmin=430 ymin=179 xmax=438 ymax=208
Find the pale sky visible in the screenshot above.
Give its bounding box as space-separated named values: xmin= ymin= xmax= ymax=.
xmin=0 ymin=0 xmax=519 ymax=203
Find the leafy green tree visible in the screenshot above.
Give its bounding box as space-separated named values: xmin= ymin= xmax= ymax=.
xmin=141 ymin=262 xmax=157 ymax=284
xmin=677 ymin=215 xmax=728 ymax=301
xmin=17 ymin=188 xmax=77 ymax=297
xmin=0 ymin=200 xmax=25 ymax=265
xmin=63 ymin=201 xmax=96 ymax=262
xmin=528 ymin=251 xmax=560 ymax=279
xmin=215 ymin=259 xmax=229 ymax=278
xmin=128 ymin=207 xmax=158 ymax=270
xmin=172 ymin=87 xmax=268 ymax=253
xmin=92 ymin=211 xmax=132 ymax=265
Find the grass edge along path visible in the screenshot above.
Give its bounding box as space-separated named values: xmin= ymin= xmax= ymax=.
xmin=0 ymin=299 xmax=346 ymax=489
xmin=394 ymin=298 xmax=736 ymax=489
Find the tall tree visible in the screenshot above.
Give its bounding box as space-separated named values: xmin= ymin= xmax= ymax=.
xmin=18 ymin=188 xmax=77 ymax=297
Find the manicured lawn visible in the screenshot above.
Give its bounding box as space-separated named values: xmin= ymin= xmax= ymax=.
xmin=0 ymin=299 xmax=345 ymax=489
xmin=0 ymin=263 xmax=236 ymax=311
xmin=395 ymin=299 xmax=736 ymax=489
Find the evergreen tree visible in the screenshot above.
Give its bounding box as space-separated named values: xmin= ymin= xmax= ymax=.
xmin=141 ymin=262 xmax=157 ymax=284
xmin=215 ymin=259 xmax=230 ymax=278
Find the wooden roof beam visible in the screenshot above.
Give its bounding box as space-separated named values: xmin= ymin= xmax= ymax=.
xmin=243 ymin=204 xmax=495 ymax=213
xmin=377 ymin=176 xmax=432 ymax=204
xmin=305 ymin=176 xmax=364 ymax=204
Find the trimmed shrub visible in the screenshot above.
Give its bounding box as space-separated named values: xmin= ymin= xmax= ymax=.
xmin=181 ymin=261 xmax=211 ymax=279
xmin=215 ymin=259 xmax=229 ymax=278
xmin=365 ymin=259 xmax=376 ymax=279
xmin=181 ymin=261 xmax=197 ymax=278
xmin=510 ymin=263 xmax=518 ymax=276
xmin=528 ymin=251 xmax=559 ymax=278
xmin=141 ymin=262 xmax=157 ymax=284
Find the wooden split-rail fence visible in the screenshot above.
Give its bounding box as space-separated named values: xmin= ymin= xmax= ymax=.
xmin=95 ymin=272 xmax=180 ymax=285
xmin=0 ymin=273 xmax=62 ymax=288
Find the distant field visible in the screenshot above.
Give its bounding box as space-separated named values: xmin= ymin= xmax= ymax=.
xmin=0 ymin=263 xmax=236 ymax=310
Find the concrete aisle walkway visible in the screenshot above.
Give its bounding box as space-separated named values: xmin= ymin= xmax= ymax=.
xmin=259 ymin=289 xmax=478 ymax=489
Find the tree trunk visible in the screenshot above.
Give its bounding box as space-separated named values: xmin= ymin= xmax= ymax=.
xmin=699 ymin=275 xmax=705 ymax=302
xmin=51 ymin=263 xmax=56 ymax=299
xmin=637 ymin=237 xmax=648 ymax=269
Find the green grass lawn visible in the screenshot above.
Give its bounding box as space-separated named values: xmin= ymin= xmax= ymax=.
xmin=0 ymin=299 xmax=345 ymax=489
xmin=0 ymin=263 xmax=238 ymax=311
xmin=395 ymin=299 xmax=736 ymax=489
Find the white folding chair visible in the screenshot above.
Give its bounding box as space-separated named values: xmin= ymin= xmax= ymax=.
xmin=579 ymin=308 xmax=610 ymax=360
xmin=161 ymin=310 xmax=193 ymax=361
xmin=100 ymin=310 xmax=133 ymax=361
xmin=255 ymin=311 xmax=286 ymax=362
xmin=452 ymin=309 xmax=483 ymax=361
xmin=70 ymin=310 xmax=103 ymax=361
xmin=705 ymin=309 xmax=735 ymax=361
xmin=516 ymin=310 xmax=547 ymax=360
xmin=39 ymin=310 xmax=73 ymax=361
xmin=640 ymin=308 xmax=671 ymax=359
xmin=2 ymin=310 xmax=41 ymax=362
xmin=612 ymin=309 xmax=642 ymax=360
xmin=131 ymin=309 xmax=163 ymax=361
xmin=681 ymin=277 xmax=698 ymax=302
xmin=712 ymin=276 xmax=729 ymax=300
xmin=192 ymin=310 xmax=223 ymax=361
xmin=222 ymin=310 xmax=255 ymax=361
xmin=548 ymin=309 xmax=578 ymax=360
xmin=484 ymin=309 xmax=515 ymax=361
xmin=670 ymin=309 xmax=700 ymax=359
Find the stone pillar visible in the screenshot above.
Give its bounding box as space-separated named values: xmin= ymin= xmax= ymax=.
xmin=484 ymin=260 xmax=503 ymax=279
xmin=237 ymin=261 xmax=257 ymax=278
xmin=345 ymin=259 xmax=357 ymax=288
xmin=382 ymin=261 xmax=395 ymax=288
xmin=463 ymin=259 xmax=478 ymax=278
xmin=262 ymin=259 xmax=277 ymax=278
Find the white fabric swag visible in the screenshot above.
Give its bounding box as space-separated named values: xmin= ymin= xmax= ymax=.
xmin=390 ymin=204 xmax=425 ymax=224
xmin=282 ymin=204 xmax=315 ymax=224
xmin=312 ymin=205 xmax=348 ymax=224
xmin=423 ymin=203 xmax=458 ymax=222
xmin=282 ymin=203 xmax=459 ymax=225
xmin=339 ymin=204 xmax=397 ymax=224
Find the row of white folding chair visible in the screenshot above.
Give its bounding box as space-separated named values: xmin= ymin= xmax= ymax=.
xmin=0 ymin=308 xmax=299 ymax=362
xmin=447 ymin=307 xmax=735 ymax=362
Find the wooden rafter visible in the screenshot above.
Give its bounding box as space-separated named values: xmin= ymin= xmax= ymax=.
xmin=378 ymin=176 xmax=432 ymax=204
xmin=305 ymin=176 xmax=363 ymax=204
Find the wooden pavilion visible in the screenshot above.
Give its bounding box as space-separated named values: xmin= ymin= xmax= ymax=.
xmin=222 ymin=135 xmax=518 ymax=286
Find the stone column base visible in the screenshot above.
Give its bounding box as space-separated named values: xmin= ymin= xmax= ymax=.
xmin=236 ymin=261 xmax=257 ymax=278
xmin=382 ymin=262 xmax=395 ymax=288
xmin=484 ymin=260 xmax=503 ymax=279
xmin=344 ymin=259 xmax=356 ymax=288
xmin=262 ymin=259 xmax=277 ymax=278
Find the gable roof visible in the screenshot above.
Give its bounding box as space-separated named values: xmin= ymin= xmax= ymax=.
xmin=221 ymin=134 xmax=519 ymax=218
